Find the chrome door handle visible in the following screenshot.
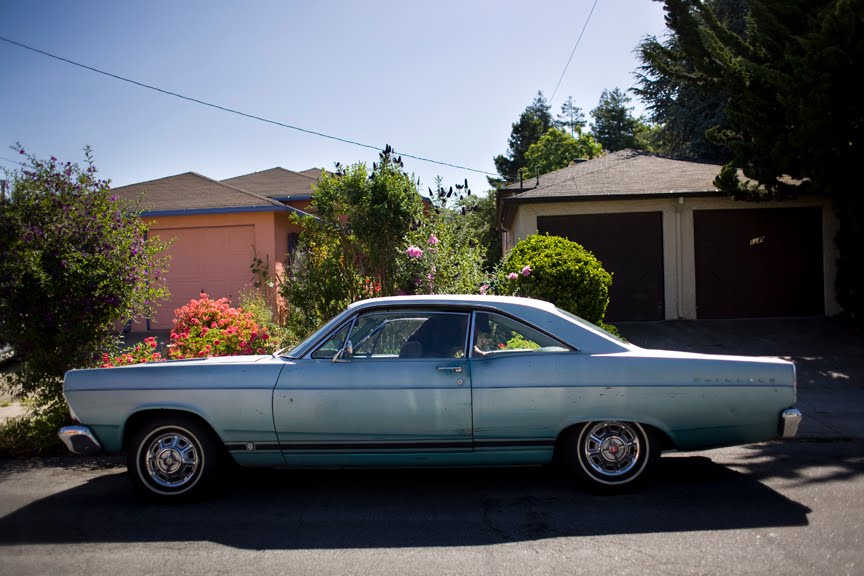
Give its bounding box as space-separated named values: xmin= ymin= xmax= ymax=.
xmin=436 ymin=366 xmax=463 ymax=373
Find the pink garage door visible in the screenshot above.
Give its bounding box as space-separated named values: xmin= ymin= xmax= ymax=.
xmin=149 ymin=225 xmax=255 ymax=329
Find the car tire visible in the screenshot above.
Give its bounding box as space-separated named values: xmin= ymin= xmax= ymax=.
xmin=127 ymin=416 xmax=223 ymax=501
xmin=562 ymin=421 xmax=656 ymax=492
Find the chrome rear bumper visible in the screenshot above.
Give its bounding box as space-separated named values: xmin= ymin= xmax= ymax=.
xmin=58 ymin=426 xmax=103 ymax=455
xmin=780 ymin=409 xmax=803 ymax=438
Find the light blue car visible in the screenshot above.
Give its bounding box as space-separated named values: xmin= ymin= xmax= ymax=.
xmin=59 ymin=295 xmax=802 ymax=501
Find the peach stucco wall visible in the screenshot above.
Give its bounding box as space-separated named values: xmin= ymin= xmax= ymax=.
xmin=132 ymin=210 xmax=294 ymax=332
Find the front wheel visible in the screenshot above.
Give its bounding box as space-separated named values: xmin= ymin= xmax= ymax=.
xmin=127 ymin=416 xmax=222 ymax=501
xmin=562 ymin=421 xmax=657 ymax=492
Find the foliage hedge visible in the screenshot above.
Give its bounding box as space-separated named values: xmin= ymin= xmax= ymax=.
xmin=497 ymin=233 xmax=612 ymax=326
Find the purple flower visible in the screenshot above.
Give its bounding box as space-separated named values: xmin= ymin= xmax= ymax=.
xmin=428 ymin=233 xmax=439 ymax=246
xmin=406 ymin=245 xmax=423 ymax=258
xmin=507 ymin=272 xmax=518 ymax=280
xmin=521 ymin=265 xmax=532 ymax=277
xmin=479 ymin=284 xmax=489 ymax=295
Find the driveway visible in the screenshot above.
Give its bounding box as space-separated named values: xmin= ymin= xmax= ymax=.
xmin=617 ymin=316 xmax=864 ymax=440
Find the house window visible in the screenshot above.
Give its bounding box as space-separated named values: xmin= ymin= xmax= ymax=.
xmin=287 ymin=232 xmax=300 ymax=256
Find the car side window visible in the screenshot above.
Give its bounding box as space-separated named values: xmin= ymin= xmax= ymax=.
xmin=350 ymin=311 xmax=470 ymax=359
xmin=472 ymin=312 xmax=570 ymax=356
xmin=311 ymin=321 xmax=353 ymax=359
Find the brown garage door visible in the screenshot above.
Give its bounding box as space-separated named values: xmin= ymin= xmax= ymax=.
xmin=538 ymin=212 xmax=664 ymax=321
xmin=150 ymin=225 xmax=256 ymax=328
xmin=694 ymin=207 xmax=823 ymax=318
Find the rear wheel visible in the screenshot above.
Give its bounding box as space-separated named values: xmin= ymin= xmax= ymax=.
xmin=562 ymin=421 xmax=656 ymax=492
xmin=127 ymin=416 xmax=222 ymax=501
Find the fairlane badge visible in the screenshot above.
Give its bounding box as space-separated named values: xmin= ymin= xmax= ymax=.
xmin=693 ymin=377 xmax=776 ymax=383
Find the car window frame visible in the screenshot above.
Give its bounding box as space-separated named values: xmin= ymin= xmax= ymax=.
xmin=468 ymin=309 xmax=574 ymax=358
xmin=307 ymin=307 xmax=475 ymax=361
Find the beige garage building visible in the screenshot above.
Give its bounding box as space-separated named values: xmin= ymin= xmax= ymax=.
xmin=497 ymin=150 xmax=839 ymax=321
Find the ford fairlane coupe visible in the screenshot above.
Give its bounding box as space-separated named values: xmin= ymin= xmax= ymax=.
xmin=59 ymin=295 xmax=802 ymax=500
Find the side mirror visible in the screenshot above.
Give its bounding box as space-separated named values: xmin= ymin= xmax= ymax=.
xmin=332 ymin=340 xmax=353 ymax=363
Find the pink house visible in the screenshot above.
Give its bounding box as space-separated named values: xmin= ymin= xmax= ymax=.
xmin=113 ymin=168 xmax=323 ymax=331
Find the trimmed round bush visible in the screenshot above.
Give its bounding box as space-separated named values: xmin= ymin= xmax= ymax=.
xmin=498 ymin=233 xmax=612 ymax=325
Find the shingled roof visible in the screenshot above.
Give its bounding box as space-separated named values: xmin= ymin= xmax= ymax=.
xmin=221 ymin=167 xmax=318 ymax=200
xmin=112 ymin=172 xmax=289 ymax=215
xmin=504 ymin=149 xmax=725 ymax=202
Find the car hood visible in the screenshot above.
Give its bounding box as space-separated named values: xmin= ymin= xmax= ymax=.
xmin=157 ymin=354 xmax=275 ymax=366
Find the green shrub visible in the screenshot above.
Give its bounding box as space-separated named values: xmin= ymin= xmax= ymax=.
xmin=0 ymin=401 xmax=70 ymax=457
xmin=497 ymin=233 xmax=612 ymax=326
xmin=238 ymin=288 xmax=302 ymax=351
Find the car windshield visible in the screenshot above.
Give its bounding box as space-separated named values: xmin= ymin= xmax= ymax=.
xmin=275 ymin=306 xmax=357 ymax=358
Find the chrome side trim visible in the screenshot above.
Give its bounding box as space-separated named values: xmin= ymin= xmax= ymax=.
xmin=780 ymin=409 xmax=803 ymax=438
xmin=58 ymin=426 xmax=103 ymax=455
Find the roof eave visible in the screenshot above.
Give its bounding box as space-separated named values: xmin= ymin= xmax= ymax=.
xmin=140 ymin=205 xmax=293 ymax=217
xmin=502 ymin=189 xmax=724 ymax=205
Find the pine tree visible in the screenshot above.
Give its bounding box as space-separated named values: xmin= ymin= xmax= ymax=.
xmin=555 ymin=96 xmax=586 ymax=137
xmin=492 ymin=91 xmax=554 ymax=184
xmin=589 ymin=88 xmax=644 ymax=152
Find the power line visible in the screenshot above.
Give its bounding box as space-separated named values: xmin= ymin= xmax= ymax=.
xmin=0 ymin=35 xmax=496 ymax=177
xmin=0 ymin=156 xmax=27 ymax=168
xmin=550 ymin=0 xmax=600 ymax=104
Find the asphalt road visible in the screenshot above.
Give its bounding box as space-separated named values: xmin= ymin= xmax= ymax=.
xmin=0 ymin=439 xmax=862 ymax=576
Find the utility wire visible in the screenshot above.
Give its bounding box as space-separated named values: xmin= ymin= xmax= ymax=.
xmin=549 ymin=0 xmax=600 ymax=104
xmin=0 ymin=36 xmax=496 ymax=176
xmin=0 ymin=156 xmax=27 ymax=168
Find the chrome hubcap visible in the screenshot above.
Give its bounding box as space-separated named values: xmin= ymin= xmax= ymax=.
xmin=144 ymin=431 xmax=200 ymax=488
xmin=583 ymin=422 xmax=640 ymax=477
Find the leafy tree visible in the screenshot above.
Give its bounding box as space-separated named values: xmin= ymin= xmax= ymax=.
xmin=556 ymin=96 xmax=587 ymax=136
xmin=659 ymin=0 xmax=864 ymax=323
xmin=523 ymin=128 xmax=603 ymax=178
xmin=492 ymin=91 xmax=554 ymax=184
xmin=281 ymin=148 xmax=488 ymax=338
xmin=281 ymin=147 xmax=423 ymax=336
xmin=0 ymin=146 xmax=169 ymax=422
xmin=633 ymin=0 xmax=745 ymax=160
xmin=589 ymin=88 xmax=652 ymax=152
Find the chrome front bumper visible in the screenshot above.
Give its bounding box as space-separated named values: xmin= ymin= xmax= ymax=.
xmin=780 ymin=409 xmax=803 ymax=438
xmin=58 ymin=426 xmax=103 ymax=455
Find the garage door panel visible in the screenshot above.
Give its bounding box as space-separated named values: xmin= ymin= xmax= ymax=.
xmin=694 ymin=208 xmax=823 ymax=318
xmin=149 ymin=225 xmax=255 ymax=328
xmin=538 ymin=212 xmax=664 ymax=321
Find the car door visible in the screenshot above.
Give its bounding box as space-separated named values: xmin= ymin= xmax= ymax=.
xmin=468 ymin=310 xmax=575 ymax=456
xmin=272 ymin=309 xmax=473 ymax=465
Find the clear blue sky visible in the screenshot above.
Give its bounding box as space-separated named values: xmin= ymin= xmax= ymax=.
xmin=0 ymin=1 xmax=668 ymax=192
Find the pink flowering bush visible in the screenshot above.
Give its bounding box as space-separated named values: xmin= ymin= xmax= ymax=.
xmin=100 ymin=337 xmax=164 ymax=367
xmin=396 ymin=187 xmax=485 ymax=295
xmin=168 ymin=293 xmax=277 ymax=359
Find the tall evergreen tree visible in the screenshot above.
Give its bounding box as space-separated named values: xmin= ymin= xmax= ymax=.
xmin=589 ymin=88 xmax=647 ymax=152
xmin=633 ymin=0 xmax=746 ymax=161
xmin=659 ymin=0 xmax=864 ymax=323
xmin=555 ymin=96 xmax=586 ymax=136
xmin=492 ymin=91 xmax=554 ymax=184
